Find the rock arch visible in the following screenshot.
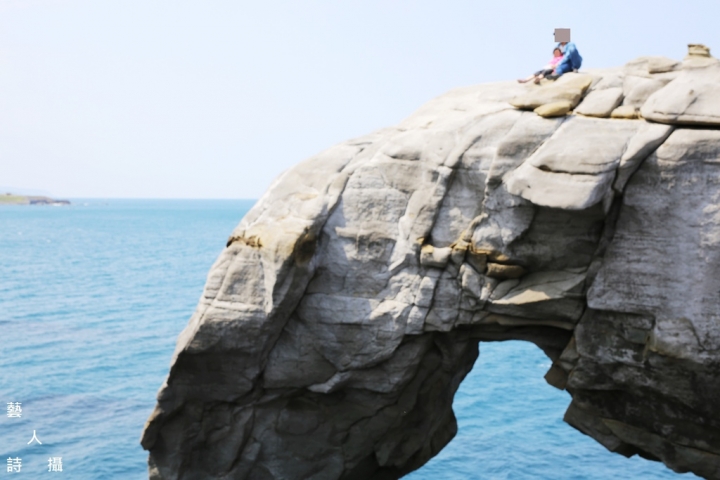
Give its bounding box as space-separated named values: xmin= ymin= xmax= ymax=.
xmin=143 ymin=52 xmax=720 ymax=479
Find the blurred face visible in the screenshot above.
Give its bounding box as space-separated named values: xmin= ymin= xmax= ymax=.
xmin=554 ymin=28 xmax=570 ymax=42
xmin=553 ymin=48 xmax=562 ymax=57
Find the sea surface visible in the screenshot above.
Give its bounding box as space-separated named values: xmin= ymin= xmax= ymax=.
xmin=0 ymin=200 xmax=699 ymax=479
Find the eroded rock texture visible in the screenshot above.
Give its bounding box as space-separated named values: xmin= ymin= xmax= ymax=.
xmin=142 ymin=48 xmax=720 ymax=479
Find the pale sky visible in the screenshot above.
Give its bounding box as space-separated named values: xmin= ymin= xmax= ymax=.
xmin=1 ymin=0 xmax=718 ymax=198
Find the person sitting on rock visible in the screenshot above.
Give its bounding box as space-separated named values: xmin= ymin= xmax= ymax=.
xmin=517 ymin=48 xmax=565 ymax=84
xmin=552 ymin=40 xmax=583 ymax=76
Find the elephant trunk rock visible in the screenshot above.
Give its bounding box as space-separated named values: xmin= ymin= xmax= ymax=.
xmin=143 ymin=51 xmax=720 ymax=480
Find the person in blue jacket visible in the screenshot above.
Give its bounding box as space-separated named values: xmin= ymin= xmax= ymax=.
xmin=554 ymin=41 xmax=582 ymax=75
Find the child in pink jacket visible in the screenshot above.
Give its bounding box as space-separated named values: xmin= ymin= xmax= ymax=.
xmin=518 ymin=48 xmax=564 ymax=84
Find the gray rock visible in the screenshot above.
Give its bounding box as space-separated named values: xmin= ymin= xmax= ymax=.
xmin=590 ymin=70 xmax=624 ymax=90
xmin=589 ymin=128 xmax=720 ymax=362
xmin=419 ymin=244 xmax=452 ymax=268
xmin=641 ymin=65 xmax=720 ymax=126
xmin=510 ymin=73 xmax=593 ymax=110
xmin=504 ymin=117 xmax=670 ymax=210
xmin=610 ymin=105 xmax=640 ymax=119
xmin=613 ymin=123 xmax=674 ymax=193
xmin=624 ymin=55 xmax=681 ymax=76
xmin=485 ymin=262 xmax=526 ymax=279
xmin=487 ymin=270 xmax=585 ymax=322
xmin=460 ymin=263 xmax=485 ymax=299
xmin=575 ymin=87 xmax=623 ymax=118
xmin=143 ymin=58 xmax=720 ymax=480
xmin=622 ymin=75 xmax=671 ymax=108
xmin=534 ymin=101 xmax=572 ymax=117
xmin=647 ymin=56 xmax=680 ymax=74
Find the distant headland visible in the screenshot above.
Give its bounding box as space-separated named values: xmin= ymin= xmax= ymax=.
xmin=0 ymin=193 xmax=70 ymax=205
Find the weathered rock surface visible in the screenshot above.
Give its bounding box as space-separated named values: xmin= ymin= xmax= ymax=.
xmin=510 ymin=73 xmax=593 ymax=110
xmin=534 ymin=100 xmax=572 ymax=118
xmin=504 ymin=117 xmax=672 ymax=210
xmin=611 ymin=105 xmax=640 ymax=119
xmin=642 ymin=65 xmax=720 ymax=126
xmin=575 ymin=87 xmax=624 ymax=118
xmin=143 ymin=46 xmax=720 ymax=479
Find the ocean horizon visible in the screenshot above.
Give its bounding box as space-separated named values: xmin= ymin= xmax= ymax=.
xmin=0 ymin=199 xmax=699 ymax=479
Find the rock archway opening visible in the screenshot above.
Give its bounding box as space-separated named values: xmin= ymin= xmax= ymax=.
xmin=403 ymin=339 xmax=698 ymax=480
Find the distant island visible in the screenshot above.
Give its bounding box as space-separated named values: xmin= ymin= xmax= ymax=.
xmin=0 ymin=193 xmax=70 ymax=205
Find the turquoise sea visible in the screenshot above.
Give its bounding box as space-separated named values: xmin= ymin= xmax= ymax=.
xmin=0 ymin=200 xmax=699 ymax=479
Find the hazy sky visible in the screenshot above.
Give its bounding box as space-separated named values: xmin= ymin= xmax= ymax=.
xmin=1 ymin=0 xmax=718 ymax=198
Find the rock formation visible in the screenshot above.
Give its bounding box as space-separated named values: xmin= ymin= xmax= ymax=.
xmin=142 ymin=45 xmax=720 ymax=479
